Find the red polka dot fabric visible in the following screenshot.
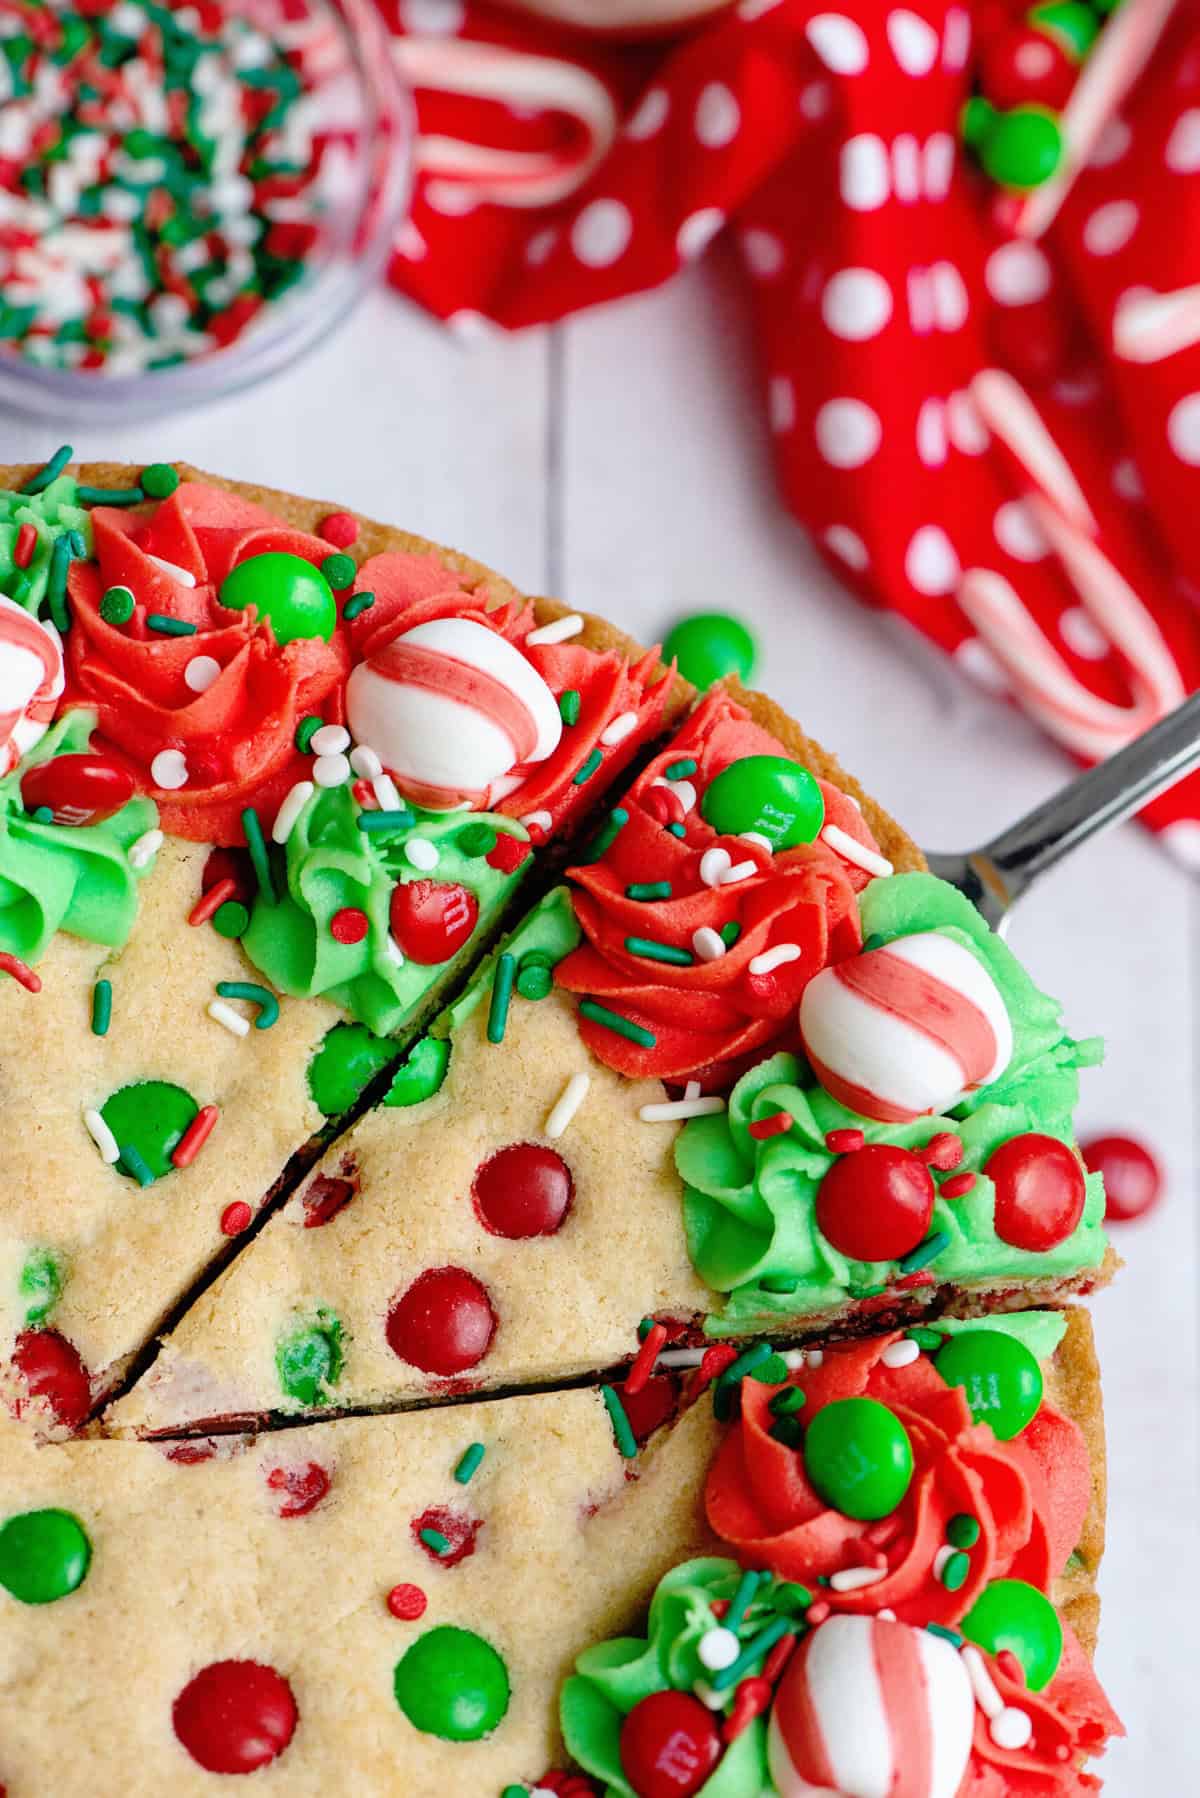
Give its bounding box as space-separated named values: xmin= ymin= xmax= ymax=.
xmin=379 ymin=0 xmax=1200 ymax=861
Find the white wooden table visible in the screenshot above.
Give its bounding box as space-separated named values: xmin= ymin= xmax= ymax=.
xmin=5 ymin=252 xmax=1195 ymax=1794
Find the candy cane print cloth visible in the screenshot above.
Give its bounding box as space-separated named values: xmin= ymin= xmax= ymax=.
xmin=381 ymin=0 xmax=1200 ymax=864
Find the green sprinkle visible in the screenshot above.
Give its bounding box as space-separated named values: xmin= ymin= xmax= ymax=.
xmin=899 ymin=1230 xmax=950 ymax=1274
xmin=926 ymin=1623 xmax=964 ymax=1647
xmin=91 ymin=979 xmax=112 ymax=1037
xmin=320 ymin=553 xmax=356 ymax=590
xmin=625 ymin=881 xmax=672 ymax=901
xmin=100 ymin=585 xmax=135 ymax=624
xmin=419 ymin=1528 xmax=452 ymax=1557
xmin=120 ymin=1144 xmax=155 ymax=1188
xmin=487 ymin=953 xmax=516 ymax=1044
xmin=515 ymin=963 xmax=552 ymax=1001
xmin=145 ymin=613 xmax=197 ymax=636
xmin=45 ymin=536 xmax=71 ymax=633
xmin=850 ymin=1283 xmax=888 ymax=1299
xmin=581 ymin=807 xmax=628 ymax=863
xmin=749 ymin=1353 xmax=789 ymax=1383
xmin=666 ymin=821 xmax=686 ymax=838
xmin=501 ymin=1787 xmax=528 ymax=1798
xmin=67 ymin=530 xmax=86 ymax=559
xmin=294 ymin=715 xmax=323 ymax=753
xmin=862 ymin=932 xmax=888 ymax=952
xmin=939 ymin=1550 xmax=970 ymax=1591
xmin=241 ymin=806 xmax=275 ymax=906
xmin=457 ymin=823 xmax=497 ymax=857
xmin=905 ymin=1326 xmax=945 ymax=1351
xmin=140 ymin=463 xmax=179 ymax=499
xmin=769 ymin=1415 xmax=805 ymax=1448
xmin=712 ymin=1615 xmax=793 ymax=1693
xmin=719 ymin=1341 xmax=774 ymax=1386
xmin=519 ymin=950 xmax=555 ymax=970
xmin=215 ymin=981 xmax=279 ymax=1030
xmin=342 ymin=590 xmax=375 ymax=622
xmin=32 ymin=806 xmax=52 ymax=824
xmin=579 ymin=1000 xmax=655 ymax=1048
xmin=558 ymin=689 xmax=581 ymax=725
xmin=772 ymin=1582 xmax=813 ymax=1615
xmin=75 ymin=485 xmax=144 ymax=507
xmin=664 ymin=758 xmax=698 ymax=779
xmin=761 ymin=1273 xmax=800 ymax=1294
xmin=357 ymin=810 xmax=416 ymax=834
xmin=624 ymin=935 xmax=693 ymax=967
xmin=720 ymin=921 xmax=741 ymax=947
xmin=769 ymin=1386 xmax=806 ymax=1415
xmin=636 ymin=1316 xmax=656 ymax=1341
xmin=601 ymin=1384 xmax=638 ymax=1459
xmin=212 ymin=901 xmax=249 ymax=939
xmin=454 ymin=1443 xmax=486 ymax=1485
xmin=22 ymin=445 xmax=72 ymax=494
xmin=572 ymin=748 xmax=603 ymax=785
xmin=724 ymin=1567 xmax=762 ymax=1631
xmin=947 ymin=1513 xmax=981 ymax=1549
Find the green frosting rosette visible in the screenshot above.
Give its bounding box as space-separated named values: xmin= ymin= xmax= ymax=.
xmin=678 ymin=873 xmax=1107 ymax=1332
xmin=561 ymin=1558 xmax=780 ymax=1798
xmin=0 ymin=475 xmax=91 ymax=614
xmin=240 ymin=783 xmax=531 ymax=1038
xmin=0 ymin=710 xmax=158 ymax=965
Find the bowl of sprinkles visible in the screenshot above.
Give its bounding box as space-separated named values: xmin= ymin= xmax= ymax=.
xmin=0 ymin=0 xmax=412 ymax=417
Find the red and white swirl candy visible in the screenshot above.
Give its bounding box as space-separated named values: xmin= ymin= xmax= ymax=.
xmin=0 ymin=593 xmax=64 ymax=779
xmin=799 ymin=931 xmax=1013 ymax=1124
xmin=768 ymin=1614 xmax=975 ymax=1798
xmin=345 ymin=616 xmax=562 ymax=811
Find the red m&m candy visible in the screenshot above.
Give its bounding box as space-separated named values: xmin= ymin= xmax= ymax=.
xmin=172 ymin=1659 xmax=297 ymax=1774
xmin=472 ymin=1144 xmax=574 ymax=1238
xmin=265 ymin=1462 xmax=331 ymax=1519
xmin=10 ymin=1329 xmax=91 ymax=1430
xmin=21 ymin=754 xmax=134 ymax=827
xmin=389 ymin=880 xmax=479 ymax=965
xmin=619 ymin=1690 xmax=722 ymax=1798
xmin=386 ymin=1267 xmax=497 ymax=1375
xmin=1081 ymin=1134 xmax=1162 ymax=1223
xmin=816 ymin=1144 xmax=935 ymax=1262
xmin=985 ymin=1133 xmax=1085 ymax=1251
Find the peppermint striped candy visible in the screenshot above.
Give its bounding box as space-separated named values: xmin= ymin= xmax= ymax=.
xmin=768 ymin=1614 xmax=975 ymax=1798
xmin=799 ymin=930 xmax=1013 ymax=1124
xmin=0 ymin=594 xmax=65 ymax=779
xmin=345 ymin=616 xmax=562 ymax=811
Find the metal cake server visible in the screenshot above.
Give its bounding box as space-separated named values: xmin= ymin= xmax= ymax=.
xmin=923 ymin=689 xmax=1200 ymax=933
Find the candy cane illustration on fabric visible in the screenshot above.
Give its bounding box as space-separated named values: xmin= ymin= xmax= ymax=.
xmin=0 ymin=594 xmax=65 ymax=779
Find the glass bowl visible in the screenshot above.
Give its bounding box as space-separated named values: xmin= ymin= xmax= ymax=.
xmin=0 ymin=0 xmax=412 ymax=422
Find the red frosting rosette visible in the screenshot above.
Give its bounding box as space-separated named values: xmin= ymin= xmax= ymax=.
xmin=555 ymin=689 xmax=884 ymax=1081
xmin=65 ymin=483 xmax=349 ymax=844
xmin=706 ymin=1332 xmax=1122 ymax=1792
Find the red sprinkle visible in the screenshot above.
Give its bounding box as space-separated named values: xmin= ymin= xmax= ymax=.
xmin=939 ymin=1170 xmax=977 ymax=1199
xmin=825 ymin=1127 xmax=866 ymax=1154
xmin=0 ymin=953 xmax=40 ymax=993
xmin=486 ymin=832 xmax=532 ymax=872
xmin=762 ymin=1632 xmax=798 ymax=1684
xmin=188 ymin=877 xmax=237 ymax=928
xmin=624 ymin=1322 xmax=668 ymax=1398
xmin=723 ymin=1675 xmax=772 ymax=1743
xmin=894 ymin=1270 xmax=936 ymax=1289
xmin=13 ymin=522 xmax=36 ymax=568
xmin=687 ymin=1341 xmax=739 ymax=1397
xmin=921 ymin=1132 xmax=965 ymax=1170
xmin=386 ymin=1583 xmax=427 ymax=1621
xmin=807 ymin=1600 xmax=831 ymax=1625
xmin=219 ymin=1200 xmax=252 ymax=1236
xmin=330 ymin=906 xmax=370 ymax=945
xmin=319 ymin=511 xmax=358 ymax=549
xmin=173 ymin=1105 xmax=220 ymax=1169
xmin=748 ymin=1111 xmax=793 ymax=1141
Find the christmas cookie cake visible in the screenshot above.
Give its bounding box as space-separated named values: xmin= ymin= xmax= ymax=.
xmin=0 ymin=1310 xmax=1119 ymax=1793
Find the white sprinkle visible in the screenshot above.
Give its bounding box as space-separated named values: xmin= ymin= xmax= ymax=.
xmin=656 ymin=1347 xmax=707 ymax=1369
xmin=527 ymin=612 xmax=584 ymax=646
xmin=84 ymin=1107 xmax=120 ymax=1164
xmin=820 ymin=823 xmax=894 ymax=878
xmin=310 ymin=723 xmax=350 ymax=757
xmin=521 ymin=809 xmax=553 ymax=835
xmin=881 ymin=1338 xmax=921 ymax=1369
xmin=545 ymin=1072 xmax=590 ymax=1140
xmin=208 ymin=998 xmax=250 ymax=1038
xmin=146 ymin=553 xmax=197 ymax=588
xmin=748 ymin=943 xmax=802 ymax=976
xmin=373 ymin=773 xmax=403 ymax=812
xmin=805 ymin=1348 xmax=825 ymax=1369
xmin=782 ymin=1349 xmax=808 ymax=1371
xmin=385 ymin=936 xmax=406 ymax=966
xmin=933 ymin=1546 xmax=954 ymax=1579
xmin=183 ymin=655 xmax=221 ymax=694
xmin=692 ymin=1680 xmax=726 ymax=1711
xmin=639 ymin=1095 xmax=727 ymax=1123
xmin=830 ymin=1565 xmax=887 ymax=1592
xmin=272 ymin=780 xmax=314 ymax=844
xmin=877 ymin=1608 xmax=897 ymax=1621
xmin=654 ymin=776 xmax=697 ymax=813
xmin=489 ymin=772 xmax=526 ymax=804
xmin=692 ymin=926 xmax=727 ymax=962
xmin=349 ymin=744 xmax=382 ymax=779
xmin=990 ymin=1707 xmax=1034 ymax=1750
xmin=739 ymin=831 xmax=774 ymax=853
xmin=720 ymin=859 xmax=759 ymax=885
xmin=405 ymin=837 xmax=440 ymax=871
xmin=312 ymin=752 xmax=351 ymax=789
xmin=127 ymin=828 xmax=163 ymax=869
xmin=697 ymin=1626 xmax=740 ymax=1671
xmin=961 ymin=1645 xmax=1004 ymax=1720
xmin=699 ymin=847 xmax=732 ymax=888
xmin=684 ymin=1080 xmax=702 ymax=1100
xmin=600 ymin=710 xmax=639 ymax=746
xmin=151 ymin=749 xmax=188 ymax=790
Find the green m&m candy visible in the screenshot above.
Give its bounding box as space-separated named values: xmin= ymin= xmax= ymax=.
xmin=979 ymin=107 xmax=1063 ymax=190
xmin=308 ymin=1021 xmax=396 ymax=1117
xmin=699 ymin=755 xmax=825 ymax=851
xmin=662 ymin=612 xmax=757 ymax=691
xmin=275 ymin=1309 xmax=344 ymax=1407
xmin=383 ymin=1034 xmax=451 ymax=1108
xmin=100 ymin=1080 xmax=198 ymax=1183
xmin=936 ymin=1330 xmax=1043 ymax=1440
xmin=0 ymin=1508 xmax=91 ymax=1605
xmin=802 ymin=1396 xmax=914 ymax=1520
xmin=962 ymin=1578 xmax=1063 ymax=1690
xmin=393 ymin=1625 xmax=510 ymax=1741
xmin=217 ymin=553 xmax=337 ymax=646
xmin=1030 ymin=1 xmax=1100 ymax=59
